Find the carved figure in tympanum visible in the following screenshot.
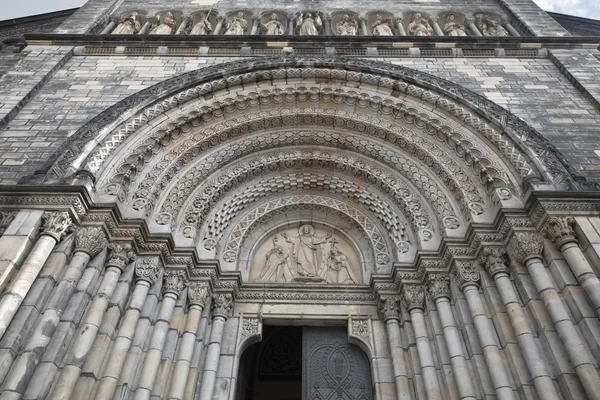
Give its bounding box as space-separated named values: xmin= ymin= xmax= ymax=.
xmin=225 ymin=12 xmax=248 ymax=35
xmin=443 ymin=14 xmax=467 ymax=36
xmin=336 ymin=14 xmax=357 ymax=36
xmin=112 ymin=12 xmax=141 ymax=34
xmin=372 ymin=14 xmax=393 ymax=36
xmin=298 ymin=12 xmax=322 ymax=35
xmin=262 ymin=13 xmax=285 ymax=35
xmin=150 ymin=12 xmax=176 ymax=34
xmin=190 ymin=12 xmax=213 ymax=35
xmin=408 ymin=13 xmax=433 ymax=36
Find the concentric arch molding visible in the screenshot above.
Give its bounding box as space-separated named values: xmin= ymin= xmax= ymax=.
xmin=39 ymin=57 xmax=581 ymax=187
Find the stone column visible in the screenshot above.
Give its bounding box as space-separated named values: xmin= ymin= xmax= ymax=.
xmin=466 ymin=18 xmax=482 ymax=36
xmin=480 ymin=247 xmax=561 ymax=400
xmin=101 ymin=18 xmax=117 ymax=34
xmin=426 ymin=274 xmax=477 ymax=400
xmin=0 ymin=211 xmax=71 ymax=339
xmin=198 ymin=293 xmax=234 ymax=400
xmin=212 ymin=17 xmax=224 ymax=35
xmin=95 ymin=256 xmax=161 ymax=400
xmin=49 ymin=242 xmax=135 ymax=400
xmin=324 ymin=14 xmax=333 ymax=35
xmin=250 ymin=17 xmax=260 ymax=35
xmin=138 ymin=19 xmax=152 ymax=35
xmin=288 ymin=16 xmax=295 ymax=35
xmin=0 ymin=227 xmax=106 ymax=396
xmin=501 ymin=18 xmax=520 ymax=36
xmin=431 ymin=20 xmax=444 ymax=36
xmin=133 ymin=270 xmax=187 ymax=400
xmin=378 ymin=296 xmax=413 ymax=400
xmin=544 ymin=217 xmax=600 ymax=318
xmin=168 ymin=282 xmax=210 ymax=400
xmin=360 ymin=18 xmax=368 ymax=36
xmin=184 ymin=299 xmax=211 ymax=399
xmin=176 ymin=17 xmax=190 ymax=34
xmin=395 ymin=18 xmax=406 ymax=36
xmin=454 ymin=260 xmax=516 ymax=400
xmin=402 ymin=285 xmax=441 ymax=400
xmin=508 ymin=233 xmax=600 ymax=400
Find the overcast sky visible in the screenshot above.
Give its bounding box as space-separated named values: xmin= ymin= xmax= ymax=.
xmin=2 ymin=0 xmax=600 ymax=21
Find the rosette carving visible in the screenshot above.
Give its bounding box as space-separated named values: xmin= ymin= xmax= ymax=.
xmin=479 ymin=247 xmax=509 ymax=278
xmin=162 ymin=270 xmax=187 ymax=296
xmin=106 ymin=242 xmax=136 ymax=270
xmin=212 ymin=293 xmax=233 ymax=318
xmin=134 ymin=256 xmax=162 ymax=284
xmin=188 ymin=282 xmax=210 ymax=307
xmin=426 ymin=273 xmax=451 ymax=300
xmin=41 ymin=211 xmax=73 ymax=242
xmin=402 ymin=285 xmax=425 ymax=311
xmin=453 ymin=260 xmax=480 ymax=289
xmin=74 ymin=227 xmax=108 ymax=257
xmin=378 ymin=296 xmax=401 ymax=321
xmin=543 ymin=217 xmax=578 ymax=248
xmin=507 ymin=232 xmax=544 ymax=265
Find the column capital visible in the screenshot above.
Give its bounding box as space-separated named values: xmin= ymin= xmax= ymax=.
xmin=479 ymin=247 xmax=510 ymax=278
xmin=426 ymin=273 xmax=451 ymax=300
xmin=402 ymin=285 xmax=425 ymax=312
xmin=74 ymin=226 xmax=107 ymax=257
xmin=106 ymin=242 xmax=136 ymax=271
xmin=188 ymin=282 xmax=211 ymax=308
xmin=162 ymin=270 xmax=187 ymax=297
xmin=212 ymin=293 xmax=234 ymax=319
xmin=508 ymin=232 xmax=544 ymax=264
xmin=41 ymin=211 xmax=73 ymax=242
xmin=378 ymin=295 xmax=401 ymax=321
xmin=453 ymin=260 xmax=480 ymax=289
xmin=134 ymin=256 xmax=162 ymax=285
xmin=543 ymin=216 xmax=578 ymax=248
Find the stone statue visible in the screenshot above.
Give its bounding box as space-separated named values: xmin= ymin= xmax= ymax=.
xmin=112 ymin=12 xmax=141 ymax=35
xmin=336 ymin=14 xmax=357 ymax=36
xmin=297 ymin=12 xmax=322 ymax=35
xmin=262 ymin=13 xmax=285 ymax=35
xmin=225 ymin=12 xmax=248 ymax=35
xmin=324 ymin=242 xmax=358 ymax=284
xmin=282 ymin=225 xmax=331 ymax=278
xmin=190 ymin=12 xmax=213 ymax=35
xmin=443 ymin=14 xmax=467 ymax=36
xmin=256 ymin=236 xmax=294 ymax=282
xmin=407 ymin=13 xmax=433 ymax=36
xmin=149 ymin=12 xmax=176 ymax=35
xmin=477 ymin=15 xmax=509 ymax=36
xmin=372 ymin=14 xmax=393 ymax=36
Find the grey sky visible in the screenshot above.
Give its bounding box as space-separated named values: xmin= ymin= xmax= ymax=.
xmin=1 ymin=0 xmax=599 ymax=21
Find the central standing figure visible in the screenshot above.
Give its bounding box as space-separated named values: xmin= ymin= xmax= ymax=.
xmin=282 ymin=225 xmax=331 ymax=277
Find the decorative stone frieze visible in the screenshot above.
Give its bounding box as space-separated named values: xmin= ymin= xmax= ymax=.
xmin=41 ymin=211 xmax=73 ymax=241
xmin=543 ymin=216 xmax=578 ymax=248
xmin=378 ymin=296 xmax=401 ymax=321
xmin=453 ymin=260 xmax=480 ymax=289
xmin=241 ymin=318 xmax=260 ymax=338
xmin=188 ymin=282 xmax=210 ymax=307
xmin=426 ymin=273 xmax=451 ymax=300
xmin=507 ymin=232 xmax=544 ymax=264
xmin=0 ymin=211 xmax=16 ymax=235
xmin=402 ymin=285 xmax=426 ymax=311
xmin=211 ymin=293 xmax=233 ymax=318
xmin=479 ymin=247 xmax=510 ymax=277
xmin=162 ymin=270 xmax=188 ymax=296
xmin=74 ymin=226 xmax=108 ymax=257
xmin=106 ymin=242 xmax=136 ymax=270
xmin=134 ymin=256 xmax=162 ymax=284
xmin=351 ymin=319 xmax=370 ymax=340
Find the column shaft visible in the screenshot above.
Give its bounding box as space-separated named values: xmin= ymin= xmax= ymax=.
xmin=184 ymin=306 xmax=211 ymax=399
xmin=198 ymin=316 xmax=226 ymax=400
xmin=561 ymin=242 xmax=600 ymax=317
xmin=385 ymin=319 xmax=413 ymax=400
xmin=101 ymin=20 xmax=116 ymax=34
xmin=411 ymin=310 xmax=442 ymax=400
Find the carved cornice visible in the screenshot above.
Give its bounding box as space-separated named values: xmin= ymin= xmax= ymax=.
xmin=479 ymin=247 xmax=510 ymax=278
xmin=41 ymin=211 xmax=73 ymax=242
xmin=188 ymin=282 xmax=210 ymax=307
xmin=134 ymin=256 xmax=162 ymax=284
xmin=106 ymin=242 xmax=136 ymax=271
xmin=378 ymin=296 xmax=401 ymax=321
xmin=402 ymin=285 xmax=425 ymax=312
xmin=543 ymin=216 xmax=578 ymax=248
xmin=507 ymin=232 xmax=544 ymax=264
xmin=162 ymin=270 xmax=188 ymax=296
xmin=453 ymin=260 xmax=480 ymax=289
xmin=74 ymin=226 xmax=107 ymax=257
xmin=211 ymin=293 xmax=234 ymax=318
xmin=426 ymin=273 xmax=451 ymax=300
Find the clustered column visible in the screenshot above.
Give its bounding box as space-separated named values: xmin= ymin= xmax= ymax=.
xmin=508 ymin=232 xmax=600 ymax=400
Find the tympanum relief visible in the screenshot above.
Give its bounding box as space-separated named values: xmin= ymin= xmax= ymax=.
xmin=112 ymin=12 xmax=142 ymax=34
xmin=262 ymin=13 xmax=285 ymax=35
xmin=336 ymin=14 xmax=358 ymax=36
xmin=372 ymin=15 xmax=394 ymax=36
xmin=225 ymin=12 xmax=248 ymax=35
xmin=443 ymin=14 xmax=467 ymax=36
xmin=190 ymin=11 xmax=213 ymax=34
xmin=408 ymin=13 xmax=433 ymax=36
xmin=250 ymin=225 xmax=361 ymax=284
xmin=298 ymin=12 xmax=323 ymax=35
xmin=150 ymin=12 xmax=176 ymax=34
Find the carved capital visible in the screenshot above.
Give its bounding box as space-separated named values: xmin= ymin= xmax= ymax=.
xmin=162 ymin=270 xmax=187 ymax=296
xmin=479 ymin=247 xmax=510 ymax=278
xmin=543 ymin=217 xmax=578 ymax=248
xmin=378 ymin=296 xmax=401 ymax=321
xmin=212 ymin=293 xmax=233 ymax=319
xmin=426 ymin=273 xmax=451 ymax=300
xmin=74 ymin=227 xmax=107 ymax=257
xmin=188 ymin=282 xmax=210 ymax=307
xmin=402 ymin=285 xmax=425 ymax=312
xmin=508 ymin=232 xmax=544 ymax=264
xmin=41 ymin=211 xmax=73 ymax=242
xmin=134 ymin=256 xmax=161 ymax=284
xmin=106 ymin=242 xmax=136 ymax=271
xmin=453 ymin=260 xmax=480 ymax=290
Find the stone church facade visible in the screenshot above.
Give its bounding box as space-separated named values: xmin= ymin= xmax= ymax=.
xmin=0 ymin=0 xmax=599 ymax=399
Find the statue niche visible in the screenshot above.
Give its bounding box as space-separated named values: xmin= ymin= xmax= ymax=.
xmin=251 ymin=225 xmax=361 ymax=284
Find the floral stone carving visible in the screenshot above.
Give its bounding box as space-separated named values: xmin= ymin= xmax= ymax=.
xmin=74 ymin=227 xmax=108 ymax=257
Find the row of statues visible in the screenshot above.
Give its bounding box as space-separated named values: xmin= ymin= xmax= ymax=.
xmin=110 ymin=11 xmax=512 ymax=37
